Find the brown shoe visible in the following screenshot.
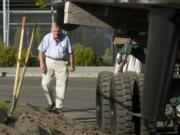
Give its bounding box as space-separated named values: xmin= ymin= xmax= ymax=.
xmin=47 ymin=103 xmax=55 ymax=112
xmin=53 ymin=108 xmax=64 ymax=118
xmin=53 ymin=108 xmax=63 ymax=114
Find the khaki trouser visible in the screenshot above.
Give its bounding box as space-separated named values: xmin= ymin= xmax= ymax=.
xmin=41 ymin=57 xmax=68 ymax=109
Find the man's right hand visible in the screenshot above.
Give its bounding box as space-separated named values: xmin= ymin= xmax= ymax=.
xmin=40 ymin=63 xmax=47 ymax=73
xmin=39 ymin=52 xmax=46 ymax=73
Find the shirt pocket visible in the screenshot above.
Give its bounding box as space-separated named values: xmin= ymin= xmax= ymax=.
xmin=60 ymin=43 xmax=68 ymax=53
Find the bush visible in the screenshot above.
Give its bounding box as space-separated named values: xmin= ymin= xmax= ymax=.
xmin=73 ymin=43 xmax=101 ymax=66
xmin=0 ymin=42 xmax=35 ymax=67
xmin=0 ymin=42 xmax=17 ymax=67
xmin=15 ymin=48 xmax=33 ymax=66
xmin=102 ymin=48 xmax=112 ymax=66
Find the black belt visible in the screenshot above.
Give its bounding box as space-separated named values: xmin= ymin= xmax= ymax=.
xmin=46 ymin=56 xmax=66 ymax=61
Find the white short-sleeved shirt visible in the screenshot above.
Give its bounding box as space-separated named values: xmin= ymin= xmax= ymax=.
xmin=123 ymin=55 xmax=144 ymax=74
xmin=37 ymin=33 xmax=72 ymax=60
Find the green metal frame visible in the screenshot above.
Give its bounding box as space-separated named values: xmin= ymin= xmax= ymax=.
xmin=117 ymin=43 xmax=180 ymax=106
xmin=169 ymin=64 xmax=180 ymax=106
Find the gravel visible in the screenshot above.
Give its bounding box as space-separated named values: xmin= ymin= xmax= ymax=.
xmin=0 ymin=103 xmax=109 ymax=135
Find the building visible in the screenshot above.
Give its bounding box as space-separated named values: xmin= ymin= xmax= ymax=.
xmin=1 ymin=0 xmax=113 ymax=57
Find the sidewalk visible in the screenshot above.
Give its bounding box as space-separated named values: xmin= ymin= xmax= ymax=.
xmin=0 ymin=66 xmax=114 ymax=78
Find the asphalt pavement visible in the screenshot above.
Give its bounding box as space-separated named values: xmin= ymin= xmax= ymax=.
xmin=0 ymin=76 xmax=98 ymax=122
xmin=0 ymin=66 xmax=114 ymax=123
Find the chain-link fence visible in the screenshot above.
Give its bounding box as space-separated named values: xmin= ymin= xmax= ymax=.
xmin=0 ymin=9 xmax=114 ymax=65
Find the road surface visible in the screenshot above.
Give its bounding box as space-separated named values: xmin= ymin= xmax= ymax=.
xmin=0 ymin=77 xmax=97 ymax=122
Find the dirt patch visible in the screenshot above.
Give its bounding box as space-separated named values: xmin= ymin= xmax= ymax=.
xmin=0 ymin=103 xmax=109 ymax=135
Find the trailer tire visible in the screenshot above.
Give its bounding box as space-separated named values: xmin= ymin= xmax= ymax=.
xmin=110 ymin=72 xmax=137 ymax=135
xmin=125 ymin=72 xmax=141 ymax=135
xmin=137 ymin=73 xmax=157 ymax=135
xmin=96 ymin=71 xmax=113 ymax=133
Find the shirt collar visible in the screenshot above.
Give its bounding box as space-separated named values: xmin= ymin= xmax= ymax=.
xmin=50 ymin=33 xmax=64 ymax=43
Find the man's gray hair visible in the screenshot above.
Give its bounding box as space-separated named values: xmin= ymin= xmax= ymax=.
xmin=51 ymin=23 xmax=60 ymax=29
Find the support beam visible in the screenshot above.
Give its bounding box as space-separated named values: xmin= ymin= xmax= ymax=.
xmin=64 ymin=1 xmax=110 ymax=28
xmin=63 ymin=1 xmax=148 ymax=32
xmin=142 ymin=8 xmax=179 ymax=121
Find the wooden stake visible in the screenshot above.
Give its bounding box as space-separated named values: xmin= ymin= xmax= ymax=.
xmin=9 ymin=16 xmax=26 ymax=116
xmin=16 ymin=25 xmax=37 ymax=99
xmin=12 ymin=16 xmax=26 ymax=97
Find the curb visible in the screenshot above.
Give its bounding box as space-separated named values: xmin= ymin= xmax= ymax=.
xmin=0 ymin=67 xmax=114 ymax=78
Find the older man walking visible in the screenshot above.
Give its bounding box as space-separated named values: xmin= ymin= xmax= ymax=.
xmin=37 ymin=23 xmax=75 ymax=114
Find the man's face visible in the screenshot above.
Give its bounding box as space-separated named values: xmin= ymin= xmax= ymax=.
xmin=52 ymin=26 xmax=61 ymax=40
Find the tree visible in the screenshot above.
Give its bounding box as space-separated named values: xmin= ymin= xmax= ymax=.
xmin=35 ymin=0 xmax=46 ymax=8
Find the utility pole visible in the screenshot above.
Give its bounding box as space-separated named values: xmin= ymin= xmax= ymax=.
xmin=7 ymin=0 xmax=10 ymax=47
xmin=51 ymin=6 xmax=55 ymax=24
xmin=3 ymin=0 xmax=7 ymax=45
xmin=3 ymin=0 xmax=10 ymax=47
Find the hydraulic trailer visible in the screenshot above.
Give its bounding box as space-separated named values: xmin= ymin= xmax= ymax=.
xmin=51 ymin=0 xmax=180 ymax=134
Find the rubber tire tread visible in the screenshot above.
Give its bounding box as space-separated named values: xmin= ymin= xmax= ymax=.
xmin=110 ymin=73 xmax=134 ymax=135
xmin=124 ymin=72 xmax=140 ymax=135
xmin=96 ymin=71 xmax=113 ymax=133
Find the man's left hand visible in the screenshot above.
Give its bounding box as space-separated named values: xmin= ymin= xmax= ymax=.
xmin=68 ymin=66 xmax=75 ymax=72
